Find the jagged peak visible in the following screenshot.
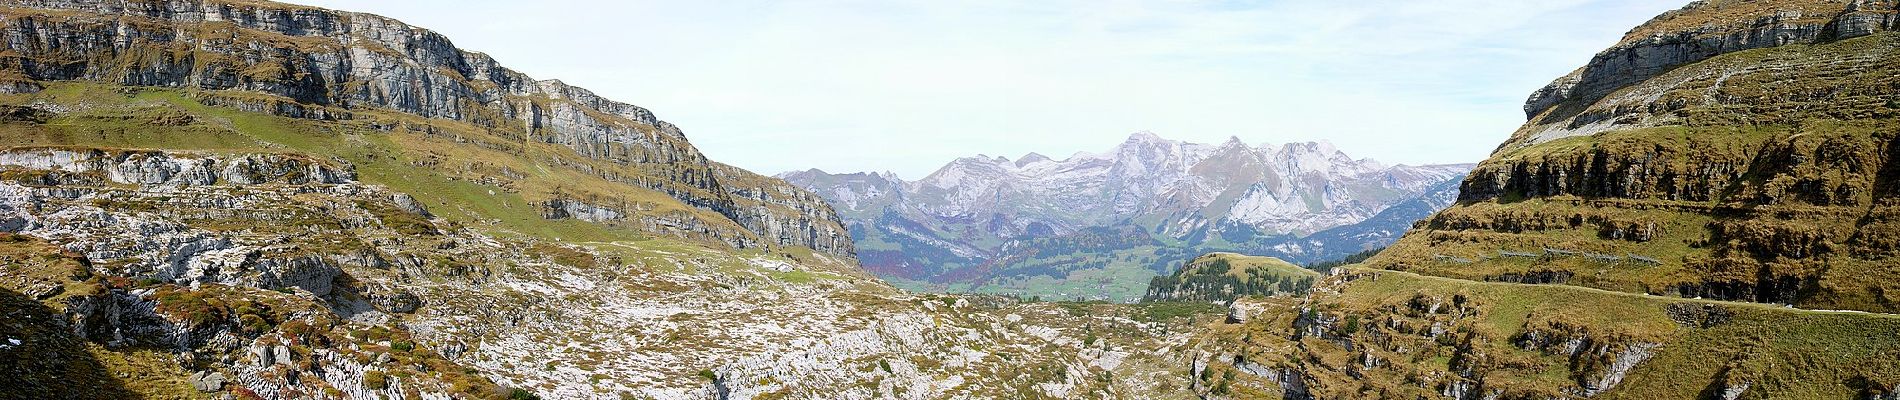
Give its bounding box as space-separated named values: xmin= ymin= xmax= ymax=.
xmin=1113 ymin=132 xmax=1198 ymax=159
xmin=1015 ymin=152 xmax=1053 ymax=167
xmin=1279 ymin=140 xmax=1342 ymax=156
xmin=774 ymin=168 xmax=831 ymax=180
xmin=1209 ymin=136 xmax=1252 ymax=154
xmin=950 ymin=154 xmax=1010 ymax=165
xmin=1125 ymin=130 xmax=1167 ymax=143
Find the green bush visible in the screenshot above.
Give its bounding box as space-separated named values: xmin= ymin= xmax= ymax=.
xmin=507 ymin=388 xmax=540 ymax=400
xmin=364 ymin=370 xmax=388 ymax=390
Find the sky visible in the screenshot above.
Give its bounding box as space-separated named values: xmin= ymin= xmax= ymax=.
xmin=295 ymin=0 xmax=1685 ymax=179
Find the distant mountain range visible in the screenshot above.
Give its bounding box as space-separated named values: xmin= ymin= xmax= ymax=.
xmin=782 ymin=131 xmax=1471 ymax=301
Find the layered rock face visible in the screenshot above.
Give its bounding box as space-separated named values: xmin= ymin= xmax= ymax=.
xmin=784 ymin=132 xmax=1467 ymax=300
xmin=0 ymin=0 xmax=852 ymax=258
xmin=713 ymin=162 xmax=856 ymax=257
xmin=1521 ymin=0 xmax=1899 ymax=134
xmin=0 ymin=148 xmax=528 ymax=398
xmin=1366 ymin=0 xmax=1900 ymax=313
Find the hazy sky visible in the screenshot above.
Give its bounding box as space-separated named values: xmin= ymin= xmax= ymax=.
xmin=295 ymin=0 xmax=1683 ymax=178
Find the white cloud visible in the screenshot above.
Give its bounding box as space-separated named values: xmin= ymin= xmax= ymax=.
xmin=292 ymin=0 xmax=1684 ymax=178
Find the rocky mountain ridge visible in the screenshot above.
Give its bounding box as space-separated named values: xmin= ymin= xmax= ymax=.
xmin=783 ymin=132 xmax=1469 ymax=301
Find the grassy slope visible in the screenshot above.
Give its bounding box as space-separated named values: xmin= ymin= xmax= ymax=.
xmin=1142 ymin=253 xmax=1319 ymax=303
xmin=933 ymin=246 xmax=1169 ymax=302
xmin=1189 ymin=253 xmax=1320 ymax=281
xmin=1370 ymin=269 xmax=1900 ymax=399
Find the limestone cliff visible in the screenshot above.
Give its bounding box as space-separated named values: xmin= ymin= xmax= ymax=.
xmin=0 ymin=0 xmax=852 ymax=258
xmin=1372 ymin=0 xmax=1900 ymax=313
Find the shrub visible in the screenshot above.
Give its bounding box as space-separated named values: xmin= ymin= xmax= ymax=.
xmin=240 ymin=314 xmax=270 ymax=334
xmin=507 ymin=388 xmax=540 ymax=400
xmin=364 ymin=370 xmax=388 ymax=390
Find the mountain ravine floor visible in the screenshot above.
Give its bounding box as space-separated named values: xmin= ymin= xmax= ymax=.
xmin=5 ymin=0 xmax=1900 ymax=399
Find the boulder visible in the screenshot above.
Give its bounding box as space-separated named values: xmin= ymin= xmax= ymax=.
xmin=189 ymin=371 xmax=226 ymax=392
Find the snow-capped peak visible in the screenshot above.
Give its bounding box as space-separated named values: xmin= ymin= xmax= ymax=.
xmin=786 ymin=131 xmax=1470 ymax=238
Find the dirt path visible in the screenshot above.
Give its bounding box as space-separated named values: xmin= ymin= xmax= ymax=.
xmin=1341 ymin=267 xmax=1900 ymax=319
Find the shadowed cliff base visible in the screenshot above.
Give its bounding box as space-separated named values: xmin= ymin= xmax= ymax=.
xmin=0 ymin=287 xmax=139 ymax=400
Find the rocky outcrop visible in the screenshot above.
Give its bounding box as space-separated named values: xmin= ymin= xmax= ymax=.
xmin=0 ymin=147 xmax=354 ymax=186
xmin=540 ymin=198 xmax=625 ymax=223
xmin=1513 ymin=320 xmax=1661 ymax=397
xmin=189 ymin=370 xmax=227 ymax=392
xmin=0 ymin=150 xmax=598 ymax=397
xmin=714 ymin=163 xmax=855 ymax=258
xmin=0 ymin=0 xmax=853 ymax=258
xmin=0 ymin=149 xmax=429 ymax=309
